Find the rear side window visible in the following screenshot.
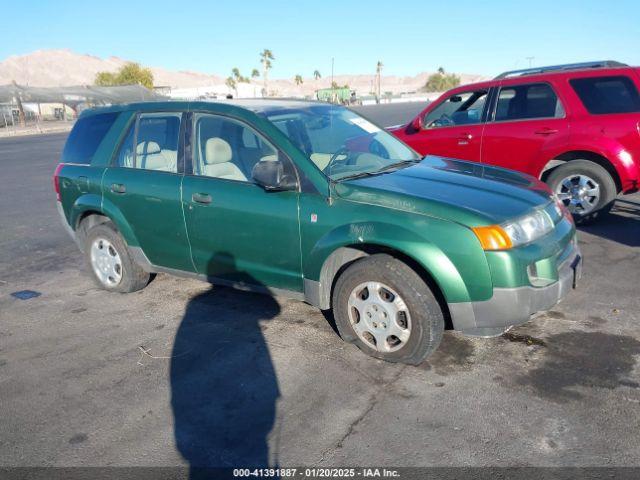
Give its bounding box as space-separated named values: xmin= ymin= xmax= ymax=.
xmin=494 ymin=83 xmax=564 ymax=121
xmin=115 ymin=112 xmax=182 ymax=173
xmin=570 ymin=76 xmax=640 ymax=114
xmin=61 ymin=112 xmax=118 ymax=164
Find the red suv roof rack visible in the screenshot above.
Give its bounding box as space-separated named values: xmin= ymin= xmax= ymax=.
xmin=494 ymin=60 xmax=628 ymax=80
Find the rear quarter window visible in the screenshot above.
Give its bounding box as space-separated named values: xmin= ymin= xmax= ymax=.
xmin=570 ymin=75 xmax=640 ymax=114
xmin=61 ymin=112 xmax=119 ymax=164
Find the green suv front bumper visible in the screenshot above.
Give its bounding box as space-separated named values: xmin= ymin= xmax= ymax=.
xmin=448 ymin=236 xmax=582 ymax=337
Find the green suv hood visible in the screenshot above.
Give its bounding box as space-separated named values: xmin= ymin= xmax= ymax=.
xmin=335 ymin=156 xmax=553 ymax=226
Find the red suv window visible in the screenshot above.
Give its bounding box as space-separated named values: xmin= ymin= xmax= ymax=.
xmin=570 ymin=75 xmax=640 ymax=114
xmin=494 ymin=83 xmax=564 ymax=121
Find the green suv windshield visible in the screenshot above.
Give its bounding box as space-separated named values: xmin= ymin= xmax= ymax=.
xmin=262 ymin=104 xmax=420 ymax=180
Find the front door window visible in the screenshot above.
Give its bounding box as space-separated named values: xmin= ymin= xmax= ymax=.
xmin=424 ymin=90 xmax=488 ymax=128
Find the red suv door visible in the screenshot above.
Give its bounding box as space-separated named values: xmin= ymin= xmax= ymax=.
xmin=400 ymin=88 xmax=489 ymax=162
xmin=480 ymin=81 xmax=569 ymax=177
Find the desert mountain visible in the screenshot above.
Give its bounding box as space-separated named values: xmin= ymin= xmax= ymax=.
xmin=0 ymin=49 xmax=488 ymax=97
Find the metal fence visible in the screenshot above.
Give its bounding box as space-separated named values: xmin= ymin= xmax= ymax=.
xmin=0 ymin=84 xmax=163 ymax=132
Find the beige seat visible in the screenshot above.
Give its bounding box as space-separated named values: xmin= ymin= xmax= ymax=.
xmin=136 ymin=141 xmax=177 ymax=172
xmin=202 ymin=138 xmax=247 ymax=181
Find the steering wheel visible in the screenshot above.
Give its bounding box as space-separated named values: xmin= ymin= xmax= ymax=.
xmin=368 ymin=139 xmax=389 ymax=159
xmin=434 ymin=113 xmax=454 ymax=127
xmin=323 ymin=146 xmax=351 ymax=174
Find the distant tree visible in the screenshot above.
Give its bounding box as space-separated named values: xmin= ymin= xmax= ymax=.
xmin=422 ymin=67 xmax=460 ymax=92
xmin=313 ymin=70 xmax=321 ymax=80
xmin=294 ymin=74 xmax=303 ymax=86
xmin=232 ymin=67 xmax=249 ymax=83
xmin=251 ymin=69 xmax=260 ymax=79
xmin=260 ymin=49 xmax=275 ymax=96
xmin=226 ymin=76 xmax=237 ymax=97
xmin=95 ymin=62 xmax=154 ymax=89
xmin=95 ymin=71 xmax=117 ymax=86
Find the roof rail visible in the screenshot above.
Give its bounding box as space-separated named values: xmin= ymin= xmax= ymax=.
xmin=494 ymin=60 xmax=628 ymax=80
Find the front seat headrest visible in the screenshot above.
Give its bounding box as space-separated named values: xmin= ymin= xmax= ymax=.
xmin=205 ymin=138 xmax=233 ymax=165
xmin=136 ymin=141 xmax=161 ymax=155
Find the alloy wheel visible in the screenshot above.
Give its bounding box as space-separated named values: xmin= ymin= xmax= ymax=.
xmin=90 ymin=237 xmax=123 ymax=287
xmin=555 ymin=174 xmax=600 ymax=215
xmin=347 ymin=281 xmax=412 ymax=352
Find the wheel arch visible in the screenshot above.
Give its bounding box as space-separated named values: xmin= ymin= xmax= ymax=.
xmin=313 ymin=243 xmax=454 ymax=329
xmin=69 ymin=195 xmax=140 ymax=252
xmin=540 ymin=150 xmax=622 ymax=193
xmin=75 ymin=210 xmax=111 ymax=251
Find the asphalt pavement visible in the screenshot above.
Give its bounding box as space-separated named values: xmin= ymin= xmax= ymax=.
xmin=1 ymin=104 xmax=640 ymax=469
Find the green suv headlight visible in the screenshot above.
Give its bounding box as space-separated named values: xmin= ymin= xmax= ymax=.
xmin=472 ymin=201 xmax=564 ymax=251
xmin=501 ymin=208 xmax=555 ymax=248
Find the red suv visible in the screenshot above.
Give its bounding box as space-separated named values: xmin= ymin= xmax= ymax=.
xmin=390 ymin=61 xmax=640 ymax=223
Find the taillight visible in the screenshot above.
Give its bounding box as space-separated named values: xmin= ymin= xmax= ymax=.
xmin=53 ymin=163 xmax=64 ymax=201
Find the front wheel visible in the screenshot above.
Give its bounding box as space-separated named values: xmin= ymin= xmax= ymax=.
xmin=546 ymin=160 xmax=617 ymax=224
xmin=332 ymin=254 xmax=444 ymax=364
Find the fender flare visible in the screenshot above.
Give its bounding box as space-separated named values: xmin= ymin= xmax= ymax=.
xmin=69 ymin=194 xmax=141 ymax=251
xmin=303 ymin=221 xmax=484 ymax=312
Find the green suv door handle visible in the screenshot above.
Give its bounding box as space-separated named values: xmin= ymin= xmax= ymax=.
xmin=110 ymin=183 xmax=126 ymax=194
xmin=192 ymin=192 xmax=213 ymax=205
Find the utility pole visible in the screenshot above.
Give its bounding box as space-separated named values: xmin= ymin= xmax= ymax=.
xmin=526 ymin=56 xmax=534 ymax=68
xmin=331 ymin=57 xmax=334 ymax=103
xmin=11 ymin=80 xmax=26 ymax=127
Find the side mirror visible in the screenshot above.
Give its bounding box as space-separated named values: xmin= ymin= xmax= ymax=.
xmin=411 ymin=116 xmax=423 ymax=131
xmin=252 ymin=157 xmax=298 ymax=191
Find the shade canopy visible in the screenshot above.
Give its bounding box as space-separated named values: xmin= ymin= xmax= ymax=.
xmin=0 ymin=84 xmax=163 ymax=106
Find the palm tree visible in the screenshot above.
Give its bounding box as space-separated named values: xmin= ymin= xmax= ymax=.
xmin=376 ymin=61 xmax=383 ymax=103
xmin=312 ymin=70 xmax=322 ymax=96
xmin=232 ymin=68 xmax=249 ymax=83
xmin=259 ymin=49 xmax=275 ymax=96
xmin=294 ymin=74 xmax=303 ymax=86
xmin=251 ymin=69 xmax=260 ymax=79
xmin=225 ymin=76 xmax=237 ymax=97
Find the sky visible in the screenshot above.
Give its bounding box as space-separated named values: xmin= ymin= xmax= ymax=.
xmin=2 ymin=0 xmax=639 ymax=79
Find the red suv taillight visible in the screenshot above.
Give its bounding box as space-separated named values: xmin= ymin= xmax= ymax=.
xmin=53 ymin=163 xmax=64 ymax=201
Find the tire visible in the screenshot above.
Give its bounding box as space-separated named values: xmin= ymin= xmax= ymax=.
xmin=83 ymin=221 xmax=150 ymax=293
xmin=332 ymin=254 xmax=444 ymax=364
xmin=546 ymin=160 xmax=617 ymax=224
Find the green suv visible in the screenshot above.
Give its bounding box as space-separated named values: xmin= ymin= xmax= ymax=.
xmin=54 ymin=100 xmax=581 ymax=364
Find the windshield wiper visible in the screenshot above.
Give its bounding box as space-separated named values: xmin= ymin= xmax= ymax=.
xmin=336 ymin=158 xmax=421 ymax=182
xmin=335 ymin=170 xmax=382 ymax=181
xmin=375 ymin=158 xmax=421 ymax=173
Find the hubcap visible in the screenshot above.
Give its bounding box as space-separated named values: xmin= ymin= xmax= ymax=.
xmin=347 ymin=281 xmax=411 ymax=353
xmin=90 ymin=238 xmax=123 ymax=287
xmin=555 ymin=174 xmax=600 ymax=215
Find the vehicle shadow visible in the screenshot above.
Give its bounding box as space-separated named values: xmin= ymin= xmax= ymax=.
xmin=170 ymin=254 xmax=281 ymax=477
xmin=578 ymin=198 xmax=640 ymax=247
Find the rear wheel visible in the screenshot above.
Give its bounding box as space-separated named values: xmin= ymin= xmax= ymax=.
xmin=84 ymin=221 xmax=150 ymax=293
xmin=546 ymin=160 xmax=616 ymax=224
xmin=332 ymin=254 xmax=444 ymax=364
